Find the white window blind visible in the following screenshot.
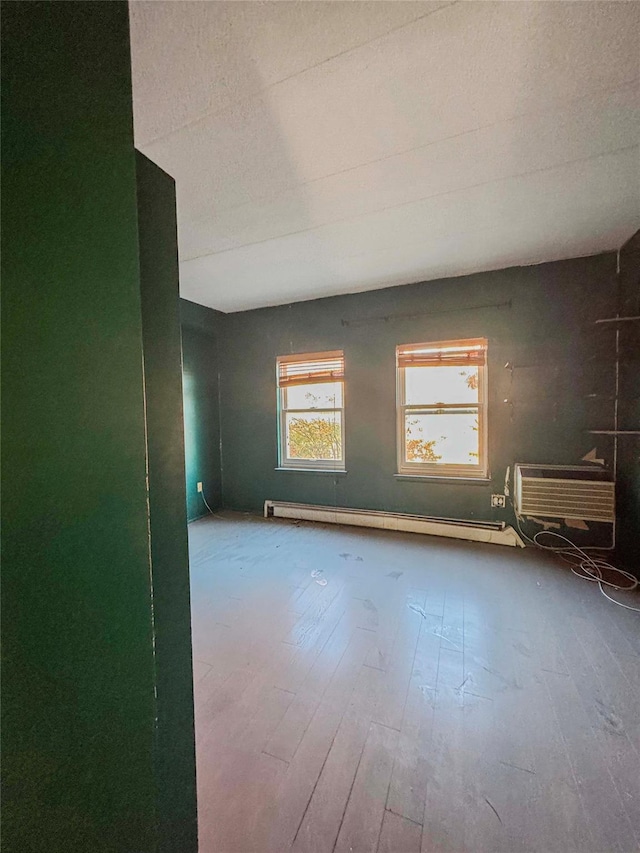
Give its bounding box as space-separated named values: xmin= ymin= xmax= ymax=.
xmin=397 ymin=340 xmax=486 ymax=369
xmin=277 ymin=351 xmax=345 ymax=388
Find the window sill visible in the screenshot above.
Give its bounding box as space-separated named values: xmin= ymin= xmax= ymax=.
xmin=394 ymin=474 xmax=491 ymax=485
xmin=275 ymin=467 xmax=347 ymax=475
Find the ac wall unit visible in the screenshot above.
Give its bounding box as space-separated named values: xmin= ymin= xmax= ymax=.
xmin=514 ymin=464 xmax=615 ymax=523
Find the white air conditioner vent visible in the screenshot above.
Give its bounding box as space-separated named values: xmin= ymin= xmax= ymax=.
xmin=514 ymin=464 xmax=614 ymax=522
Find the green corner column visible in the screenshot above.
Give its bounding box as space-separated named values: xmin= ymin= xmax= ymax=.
xmin=136 ymin=152 xmax=198 ymax=852
xmin=180 ymin=300 xmax=224 ymax=521
xmin=616 ymin=230 xmax=640 ymax=574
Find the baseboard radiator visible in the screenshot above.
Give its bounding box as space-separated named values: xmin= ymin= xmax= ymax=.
xmin=264 ymin=501 xmax=525 ymax=547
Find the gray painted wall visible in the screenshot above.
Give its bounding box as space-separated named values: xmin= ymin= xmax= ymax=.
xmin=217 ymin=255 xmax=617 ymax=524
xmin=200 ymin=255 xmax=617 ymax=519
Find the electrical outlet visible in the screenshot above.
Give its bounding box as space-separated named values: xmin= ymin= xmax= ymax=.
xmin=197 ymin=481 xmax=203 ymax=493
xmin=491 ymin=494 xmax=506 ymax=508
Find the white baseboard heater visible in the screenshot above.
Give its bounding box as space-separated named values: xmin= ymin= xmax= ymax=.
xmin=264 ymin=501 xmax=525 ymax=547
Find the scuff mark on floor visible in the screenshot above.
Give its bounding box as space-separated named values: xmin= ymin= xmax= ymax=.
xmin=595 ymin=699 xmax=625 ymax=735
xmin=456 ymin=674 xmax=472 ymax=695
xmin=512 ymin=640 xmax=533 ymax=658
xmin=498 ymin=760 xmax=535 ymax=775
xmin=485 ymin=797 xmax=503 ymax=824
xmin=478 ymin=662 xmax=522 ymax=690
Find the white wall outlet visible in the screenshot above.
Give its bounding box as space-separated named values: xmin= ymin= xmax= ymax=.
xmin=197 ymin=481 xmax=203 ymax=493
xmin=491 ymin=494 xmax=506 ymax=508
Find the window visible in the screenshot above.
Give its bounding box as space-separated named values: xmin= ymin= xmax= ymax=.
xmin=276 ymin=351 xmax=345 ymax=470
xmin=397 ymin=338 xmax=488 ymax=478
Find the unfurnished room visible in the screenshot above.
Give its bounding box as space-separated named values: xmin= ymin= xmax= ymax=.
xmin=2 ymin=2 xmax=640 ymax=852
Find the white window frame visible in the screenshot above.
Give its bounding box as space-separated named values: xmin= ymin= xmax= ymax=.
xmin=396 ymin=338 xmax=488 ymax=479
xmin=276 ymin=351 xmax=345 ymax=471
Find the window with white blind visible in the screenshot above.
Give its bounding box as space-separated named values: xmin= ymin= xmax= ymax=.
xmin=276 ymin=351 xmax=345 ymax=470
xmin=397 ymin=338 xmax=488 ymax=478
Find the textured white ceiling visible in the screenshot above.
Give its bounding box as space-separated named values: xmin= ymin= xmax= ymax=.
xmin=130 ymin=1 xmax=640 ymax=312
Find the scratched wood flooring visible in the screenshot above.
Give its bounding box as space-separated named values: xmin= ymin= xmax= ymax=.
xmin=189 ymin=512 xmax=640 ymax=853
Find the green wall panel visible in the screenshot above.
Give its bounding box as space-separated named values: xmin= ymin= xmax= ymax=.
xmin=181 ymin=301 xmax=224 ymax=520
xmin=136 ymin=153 xmax=198 ymax=851
xmin=2 ymin=3 xmax=156 ymax=850
xmin=616 ymin=230 xmax=640 ymax=573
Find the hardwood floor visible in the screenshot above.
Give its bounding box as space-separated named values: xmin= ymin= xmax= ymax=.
xmin=189 ymin=512 xmax=640 ymax=853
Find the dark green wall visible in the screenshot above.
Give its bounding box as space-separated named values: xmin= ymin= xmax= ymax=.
xmin=2 ymin=4 xmax=198 ymax=850
xmin=181 ymin=300 xmax=224 ymax=520
xmin=616 ymin=230 xmax=640 ymax=572
xmin=137 ymin=153 xmax=198 ymax=852
xmin=217 ymin=255 xmax=619 ymax=531
xmin=1 ymin=3 xmax=156 ymax=850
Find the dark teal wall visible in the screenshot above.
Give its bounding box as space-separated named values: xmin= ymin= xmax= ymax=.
xmin=136 ymin=153 xmax=198 ymax=852
xmin=217 ymin=255 xmax=619 ymax=529
xmin=181 ymin=300 xmax=224 ymax=520
xmin=616 ymin=230 xmax=640 ymax=572
xmin=1 ymin=3 xmax=156 ymax=850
